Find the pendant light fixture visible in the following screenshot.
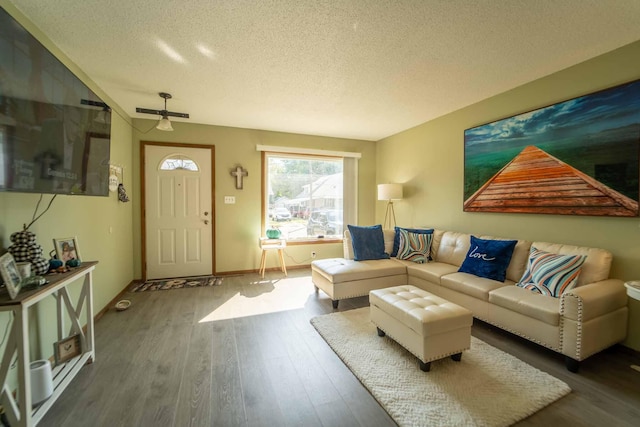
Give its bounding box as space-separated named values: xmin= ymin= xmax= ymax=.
xmin=80 ymin=99 xmax=111 ymax=124
xmin=94 ymin=105 xmax=111 ymax=124
xmin=156 ymin=111 xmax=173 ymax=131
xmin=136 ymin=92 xmax=189 ymax=131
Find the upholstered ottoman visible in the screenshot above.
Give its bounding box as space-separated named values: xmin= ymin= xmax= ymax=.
xmin=370 ymin=285 xmax=473 ymax=372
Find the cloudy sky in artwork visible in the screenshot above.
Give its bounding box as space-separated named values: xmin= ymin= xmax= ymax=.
xmin=464 ymin=80 xmax=640 ymax=147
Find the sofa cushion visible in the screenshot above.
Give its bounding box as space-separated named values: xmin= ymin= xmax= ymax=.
xmin=403 ymin=261 xmax=460 ymax=285
xmin=426 ymin=229 xmax=445 ymax=258
xmin=517 ymin=247 xmax=586 ymax=297
xmin=396 ymin=229 xmax=433 ymax=263
xmin=391 ymin=227 xmax=434 ymax=257
xmin=458 ymin=236 xmax=517 ymax=282
xmin=489 ymin=286 xmax=561 ymax=326
xmin=532 ymin=241 xmax=612 ymax=287
xmin=433 ymin=231 xmax=471 ymax=267
xmin=311 ymin=258 xmax=406 ymax=284
xmin=347 ymin=225 xmax=390 ymax=261
xmin=441 ymin=272 xmax=513 ymax=301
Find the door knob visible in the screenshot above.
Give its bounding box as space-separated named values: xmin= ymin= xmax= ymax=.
xmin=204 ymin=220 xmax=209 ymax=225
xmin=204 ymin=211 xmax=209 ymax=216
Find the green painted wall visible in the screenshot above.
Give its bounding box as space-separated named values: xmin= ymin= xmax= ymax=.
xmin=131 ymin=121 xmax=376 ymax=277
xmin=376 ymin=40 xmax=640 ymax=350
xmin=0 ymin=1 xmax=134 ymax=387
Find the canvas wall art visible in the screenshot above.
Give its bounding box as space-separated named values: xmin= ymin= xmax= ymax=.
xmin=463 ymin=79 xmax=640 ymax=217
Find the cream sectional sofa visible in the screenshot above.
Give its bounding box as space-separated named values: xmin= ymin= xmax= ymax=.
xmin=311 ymin=229 xmax=628 ymax=372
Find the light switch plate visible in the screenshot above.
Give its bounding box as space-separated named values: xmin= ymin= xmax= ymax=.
xmin=224 ymin=196 xmax=236 ymax=204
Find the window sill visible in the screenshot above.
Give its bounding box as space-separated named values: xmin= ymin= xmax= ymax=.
xmin=286 ymin=238 xmax=343 ymax=246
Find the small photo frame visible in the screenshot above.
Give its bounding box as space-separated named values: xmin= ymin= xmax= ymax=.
xmin=108 ymin=163 xmax=123 ymax=192
xmin=54 ymin=334 xmax=81 ymax=364
xmin=0 ymin=252 xmax=22 ymax=299
xmin=53 ymin=237 xmax=81 ymax=263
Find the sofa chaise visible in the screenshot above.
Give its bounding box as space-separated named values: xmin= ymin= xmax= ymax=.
xmin=311 ymin=228 xmax=628 ymax=372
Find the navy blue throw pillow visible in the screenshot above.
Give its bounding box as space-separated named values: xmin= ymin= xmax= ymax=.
xmin=348 ymin=224 xmax=390 ymax=261
xmin=391 ymin=227 xmax=434 ymax=257
xmin=458 ymin=236 xmax=517 ymax=282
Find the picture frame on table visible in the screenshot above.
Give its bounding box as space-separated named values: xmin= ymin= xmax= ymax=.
xmin=0 ymin=252 xmax=22 ymax=299
xmin=53 ymin=237 xmax=81 ymax=264
xmin=54 ymin=334 xmax=81 ymax=364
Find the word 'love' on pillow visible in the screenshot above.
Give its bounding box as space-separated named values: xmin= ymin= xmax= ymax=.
xmin=391 ymin=227 xmax=434 ymax=257
xmin=347 ymin=224 xmax=390 ymax=261
xmin=396 ymin=229 xmax=433 ymax=263
xmin=516 ymin=247 xmax=586 ymax=297
xmin=458 ymin=236 xmax=517 ymax=282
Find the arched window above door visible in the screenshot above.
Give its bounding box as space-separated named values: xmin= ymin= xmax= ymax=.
xmin=159 ymin=155 xmax=199 ymax=171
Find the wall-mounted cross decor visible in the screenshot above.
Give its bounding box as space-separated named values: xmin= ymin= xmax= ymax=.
xmin=231 ymin=165 xmax=248 ymax=189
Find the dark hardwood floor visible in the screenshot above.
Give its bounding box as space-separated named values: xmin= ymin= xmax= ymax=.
xmin=41 ymin=269 xmax=640 ymax=426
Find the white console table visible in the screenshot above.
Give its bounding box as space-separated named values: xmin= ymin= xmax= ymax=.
xmin=0 ymin=261 xmax=97 ymax=426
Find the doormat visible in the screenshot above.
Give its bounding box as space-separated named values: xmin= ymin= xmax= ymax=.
xmin=131 ymin=275 xmax=222 ymax=292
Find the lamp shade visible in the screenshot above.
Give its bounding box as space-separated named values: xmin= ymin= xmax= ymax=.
xmin=156 ymin=116 xmax=174 ymax=131
xmin=377 ymin=183 xmax=403 ymax=201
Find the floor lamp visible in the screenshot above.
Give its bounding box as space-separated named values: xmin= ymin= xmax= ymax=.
xmin=378 ymin=184 xmax=403 ymax=229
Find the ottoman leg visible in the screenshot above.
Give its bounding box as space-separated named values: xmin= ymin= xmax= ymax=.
xmin=314 ymin=285 xmax=319 ymax=293
xmin=376 ymin=327 xmax=386 ymax=337
xmin=451 ymin=352 xmax=462 ymax=362
xmin=331 ymin=300 xmax=339 ymax=309
xmin=419 ymin=360 xmax=431 ymax=372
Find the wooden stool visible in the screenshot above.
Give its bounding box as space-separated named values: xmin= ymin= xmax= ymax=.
xmin=259 ymin=237 xmax=287 ymax=278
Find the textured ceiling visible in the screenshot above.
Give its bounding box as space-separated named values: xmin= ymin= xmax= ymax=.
xmin=6 ymin=0 xmax=640 ymax=141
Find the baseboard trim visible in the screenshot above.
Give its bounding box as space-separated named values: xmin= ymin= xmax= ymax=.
xmin=94 ymin=279 xmax=136 ymax=322
xmin=217 ymin=264 xmax=311 ymax=276
xmin=131 ymin=265 xmax=312 ymax=281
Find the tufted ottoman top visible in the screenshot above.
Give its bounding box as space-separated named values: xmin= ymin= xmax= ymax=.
xmin=370 ymin=285 xmax=472 ymax=336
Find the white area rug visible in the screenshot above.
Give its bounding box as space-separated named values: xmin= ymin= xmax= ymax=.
xmin=311 ymin=308 xmax=570 ymax=427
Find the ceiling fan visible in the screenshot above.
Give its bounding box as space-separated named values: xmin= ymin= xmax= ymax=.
xmin=136 ymin=92 xmax=189 ymax=131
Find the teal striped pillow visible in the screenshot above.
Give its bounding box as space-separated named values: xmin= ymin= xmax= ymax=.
xmin=397 ymin=229 xmax=433 ymax=263
xmin=516 ymin=247 xmax=586 ymax=297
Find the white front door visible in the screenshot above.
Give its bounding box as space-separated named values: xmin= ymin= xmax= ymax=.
xmin=144 ymin=144 xmax=213 ymax=279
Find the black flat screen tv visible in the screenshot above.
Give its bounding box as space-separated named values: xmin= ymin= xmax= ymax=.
xmin=0 ymin=6 xmax=111 ymax=196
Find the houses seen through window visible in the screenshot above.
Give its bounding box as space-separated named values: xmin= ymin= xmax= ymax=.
xmin=265 ymin=153 xmax=343 ymax=239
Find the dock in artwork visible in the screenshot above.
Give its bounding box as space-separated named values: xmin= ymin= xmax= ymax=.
xmin=463 ymin=145 xmax=638 ymax=217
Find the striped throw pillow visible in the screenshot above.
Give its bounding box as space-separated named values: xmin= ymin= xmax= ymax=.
xmin=516 ymin=247 xmax=586 ymax=297
xmin=391 ymin=226 xmax=434 ymax=257
xmin=396 ymin=229 xmax=433 ymax=263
